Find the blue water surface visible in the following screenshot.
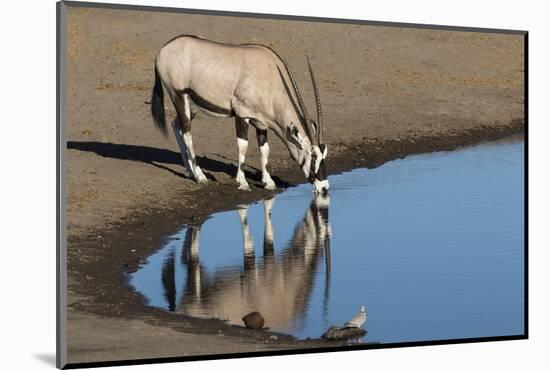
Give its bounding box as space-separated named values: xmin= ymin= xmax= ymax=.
xmin=130 ymin=139 xmax=525 ymax=343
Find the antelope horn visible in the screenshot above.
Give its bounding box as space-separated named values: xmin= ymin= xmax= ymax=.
xmin=306 ymin=56 xmax=323 ymax=144
xmin=280 ymin=57 xmax=317 ymax=145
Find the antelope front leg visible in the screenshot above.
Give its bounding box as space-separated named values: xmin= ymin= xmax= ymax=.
xmin=256 ymin=129 xmax=276 ymax=190
xmin=235 ymin=117 xmax=251 ymax=191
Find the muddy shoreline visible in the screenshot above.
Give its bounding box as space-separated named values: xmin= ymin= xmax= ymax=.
xmin=67 ymin=121 xmax=524 ymax=363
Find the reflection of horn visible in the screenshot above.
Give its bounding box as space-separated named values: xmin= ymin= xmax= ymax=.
xmin=291 ymin=194 xmax=333 ymax=325
xmin=323 ymin=225 xmax=331 ymax=322
xmin=314 ymin=194 xmax=331 ymax=321
xmin=161 ymin=247 xmax=176 ymax=312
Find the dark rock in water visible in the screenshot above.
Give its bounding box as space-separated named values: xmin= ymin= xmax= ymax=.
xmin=123 ymin=261 xmax=139 ymax=274
xmin=321 ymin=325 xmax=367 ymax=341
xmin=124 ymin=258 xmax=148 ymax=273
xmin=242 ymin=311 xmax=265 ymax=329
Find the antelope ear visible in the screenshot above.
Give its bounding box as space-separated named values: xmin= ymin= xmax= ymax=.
xmin=287 ymin=122 xmax=303 ymax=149
xmin=319 ymin=143 xmax=328 ymax=159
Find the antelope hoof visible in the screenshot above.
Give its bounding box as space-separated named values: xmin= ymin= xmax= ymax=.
xmin=237 ymin=181 xmax=251 ymax=191
xmin=194 ymin=168 xmax=208 ymax=184
xmin=263 ymin=178 xmax=276 ymax=191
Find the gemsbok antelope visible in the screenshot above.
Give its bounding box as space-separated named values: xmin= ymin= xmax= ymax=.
xmin=151 ymin=35 xmax=329 ymax=193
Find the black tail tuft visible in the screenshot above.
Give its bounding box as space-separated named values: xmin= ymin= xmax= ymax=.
xmin=151 ymin=64 xmax=167 ymax=136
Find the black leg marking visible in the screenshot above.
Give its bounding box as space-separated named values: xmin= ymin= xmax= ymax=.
xmin=256 ymin=129 xmax=268 ymax=147
xmin=235 ymin=117 xmax=249 ymax=140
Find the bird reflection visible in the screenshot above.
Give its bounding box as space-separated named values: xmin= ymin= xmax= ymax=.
xmin=161 ymin=193 xmax=332 ymax=332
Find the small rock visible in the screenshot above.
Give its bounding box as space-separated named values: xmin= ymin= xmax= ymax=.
xmin=242 ymin=311 xmax=265 ymax=329
xmin=269 ymin=335 xmax=278 ymax=340
xmin=123 ymin=261 xmax=139 ymax=273
xmin=131 ymin=249 xmax=136 ymax=253
xmin=321 ymin=325 xmax=367 ymax=341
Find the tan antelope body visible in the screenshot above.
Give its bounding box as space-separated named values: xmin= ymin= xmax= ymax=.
xmin=151 ymin=35 xmax=329 ymax=193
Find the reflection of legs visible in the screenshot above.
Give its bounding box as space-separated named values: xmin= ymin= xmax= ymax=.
xmin=171 ymin=93 xmax=207 ymax=184
xmin=238 ymin=206 xmax=258 ymax=276
xmin=263 ymin=197 xmax=275 ymax=254
xmin=235 ymin=117 xmax=251 ymax=191
xmin=182 ymin=225 xmax=201 ymax=264
xmin=238 ymin=206 xmax=254 ymax=256
xmin=256 ymin=129 xmax=276 ymax=190
xmin=161 ymin=249 xmax=177 ymax=312
xmin=182 ymin=226 xmax=202 ymax=299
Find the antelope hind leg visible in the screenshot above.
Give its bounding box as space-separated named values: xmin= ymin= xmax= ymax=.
xmin=235 ymin=117 xmax=251 ymax=191
xmin=182 ymin=130 xmax=208 ymax=184
xmin=171 ymin=119 xmax=194 ymax=178
xmin=172 ymin=93 xmax=208 ymax=184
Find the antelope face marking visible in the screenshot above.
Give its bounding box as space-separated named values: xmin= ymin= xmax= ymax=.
xmin=308 ymin=144 xmax=329 ymax=194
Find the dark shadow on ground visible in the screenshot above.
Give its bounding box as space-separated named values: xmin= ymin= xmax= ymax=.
xmin=33 ymin=353 xmax=56 ymax=367
xmin=67 ymin=141 xmax=291 ymax=188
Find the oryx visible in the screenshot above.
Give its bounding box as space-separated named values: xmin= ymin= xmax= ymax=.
xmin=151 ymin=35 xmax=329 ymax=193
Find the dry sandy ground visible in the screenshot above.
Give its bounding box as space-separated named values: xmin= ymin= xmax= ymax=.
xmin=63 ymin=4 xmax=525 ymax=366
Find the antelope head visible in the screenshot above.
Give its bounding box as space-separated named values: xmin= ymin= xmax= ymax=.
xmin=279 ymin=57 xmax=329 ymax=194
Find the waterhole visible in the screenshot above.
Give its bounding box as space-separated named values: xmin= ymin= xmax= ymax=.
xmin=129 ymin=139 xmax=524 ymax=343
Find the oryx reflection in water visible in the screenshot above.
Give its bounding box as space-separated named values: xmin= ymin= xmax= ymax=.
xmin=160 ymin=194 xmax=331 ymax=333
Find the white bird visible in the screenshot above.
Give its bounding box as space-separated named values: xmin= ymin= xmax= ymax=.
xmin=344 ymin=305 xmax=367 ymax=328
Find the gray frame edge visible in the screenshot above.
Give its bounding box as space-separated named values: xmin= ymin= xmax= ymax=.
xmin=57 ymin=1 xmax=68 ymax=369
xmin=56 ymin=1 xmax=528 ymax=368
xmin=62 ymin=0 xmax=527 ymax=35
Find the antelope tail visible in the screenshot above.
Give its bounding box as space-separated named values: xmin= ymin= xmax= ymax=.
xmin=151 ymin=64 xmax=167 ymax=136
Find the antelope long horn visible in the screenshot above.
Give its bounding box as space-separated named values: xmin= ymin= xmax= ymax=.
xmin=281 ymin=58 xmax=317 ymax=144
xmin=306 ymin=56 xmax=323 ymax=144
